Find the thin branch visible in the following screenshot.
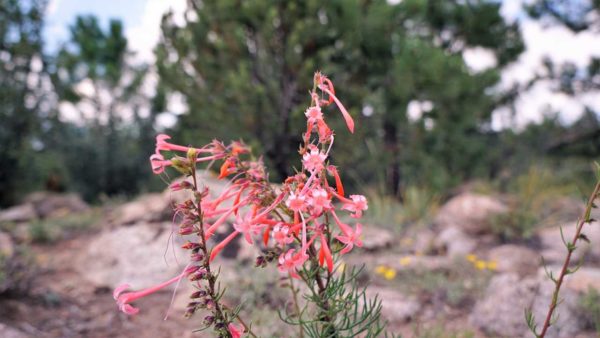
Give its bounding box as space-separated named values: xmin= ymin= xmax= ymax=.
xmin=538 ymin=180 xmax=600 ymax=337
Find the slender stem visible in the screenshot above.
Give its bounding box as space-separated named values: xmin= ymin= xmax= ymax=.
xmin=190 ymin=166 xmax=257 ymax=338
xmin=538 ymin=181 xmax=600 ymax=337
xmin=288 ymin=272 xmax=305 ymax=338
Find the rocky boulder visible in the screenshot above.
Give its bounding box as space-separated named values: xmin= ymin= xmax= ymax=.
xmin=435 ymin=193 xmax=508 ymax=234
xmin=470 ymin=273 xmax=585 ymax=338
xmin=360 ymin=225 xmax=395 ymax=251
xmin=111 ymin=193 xmax=169 ymax=225
xmin=78 ymin=222 xmax=187 ymax=288
xmin=434 ymin=226 xmax=477 ymax=257
xmin=0 ymin=204 xmax=37 ymax=223
xmin=0 ymin=324 xmax=28 ymax=338
xmin=0 ymin=231 xmax=14 ymax=258
xmin=25 ymin=192 xmax=89 ymax=218
xmin=366 ymin=287 xmax=421 ymax=323
xmin=487 ymin=244 xmax=540 ymax=275
xmin=536 ymin=223 xmax=600 ymax=264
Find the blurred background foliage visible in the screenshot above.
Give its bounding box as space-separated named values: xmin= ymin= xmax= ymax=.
xmin=1 ymin=0 xmax=599 ymax=207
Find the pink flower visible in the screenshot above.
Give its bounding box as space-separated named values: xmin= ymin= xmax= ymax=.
xmin=233 ymin=212 xmax=262 ymax=245
xmin=305 ymin=106 xmax=323 ymax=123
xmin=228 ymin=323 xmax=243 ymax=338
xmin=302 ymin=145 xmax=327 ymax=172
xmin=150 ymin=152 xmax=171 ymax=174
xmin=336 ymin=223 xmax=363 ymax=254
xmin=278 ymin=249 xmax=309 ymax=279
xmin=315 ymin=72 xmax=355 ymax=133
xmin=113 ymin=266 xmax=199 ymax=315
xmin=342 ymin=194 xmax=368 ymax=218
xmin=286 ymin=191 xmax=307 ymax=212
xmin=308 ymin=188 xmax=332 ymax=215
xmin=156 ymin=134 xmax=215 ymax=154
xmin=272 ymin=223 xmax=294 ymax=247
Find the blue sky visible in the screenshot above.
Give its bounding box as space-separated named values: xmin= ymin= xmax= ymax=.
xmin=45 ymin=0 xmax=146 ymax=52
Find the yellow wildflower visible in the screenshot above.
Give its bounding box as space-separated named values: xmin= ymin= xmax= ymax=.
xmin=466 ymin=254 xmax=477 ymax=263
xmin=486 ymin=260 xmax=498 ymax=271
xmin=401 ymin=237 xmax=414 ymax=246
xmin=375 ymin=265 xmax=388 ymax=275
xmin=399 ymin=256 xmax=412 ymax=266
xmin=383 ymin=269 xmax=397 ymax=280
xmin=474 ymin=260 xmax=486 ymax=270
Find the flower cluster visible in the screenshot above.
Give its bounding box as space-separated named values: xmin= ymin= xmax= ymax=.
xmin=113 ymin=72 xmax=368 ymax=337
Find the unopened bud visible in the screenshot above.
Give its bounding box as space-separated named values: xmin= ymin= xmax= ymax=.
xmin=191 ymin=290 xmax=207 ymax=298
xmin=171 ymin=156 xmax=193 ymax=175
xmin=204 ymin=299 xmax=216 ymax=310
xmin=179 ymin=226 xmax=195 ymax=235
xmin=182 ymin=242 xmax=201 ymax=250
xmin=190 ymin=253 xmax=204 ymax=261
xmin=187 ymin=148 xmax=198 ymax=162
xmin=189 ymin=270 xmax=207 ymax=281
xmin=255 ymin=256 xmax=267 ymax=268
xmin=203 ymin=315 xmax=215 ymax=326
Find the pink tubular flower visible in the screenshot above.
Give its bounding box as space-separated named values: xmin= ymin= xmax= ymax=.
xmin=308 ymin=188 xmax=332 ymax=216
xmin=305 ymin=106 xmax=323 ymax=123
xmin=272 ymin=223 xmax=294 ymax=247
xmin=278 ymin=249 xmax=309 ymax=279
xmin=156 ymin=134 xmax=215 ymax=154
xmin=286 ymin=191 xmax=307 ymax=212
xmin=228 ymin=323 xmax=243 ymax=338
xmin=342 ymin=194 xmax=368 ymax=218
xmin=150 ymin=152 xmax=171 ymax=174
xmin=113 ymin=265 xmax=200 ymax=315
xmin=302 ymin=145 xmax=327 ymax=172
xmin=315 ymin=72 xmax=355 ymax=134
xmin=336 ymin=223 xmax=363 ymax=254
xmin=233 ymin=211 xmax=262 ymax=245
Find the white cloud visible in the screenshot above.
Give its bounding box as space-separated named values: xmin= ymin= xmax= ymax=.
xmin=126 ymin=0 xmax=187 ymax=63
xmin=463 ymin=47 xmax=498 ymax=73
xmin=46 ymin=0 xmax=60 ymax=16
xmin=494 ymin=4 xmax=600 ymax=129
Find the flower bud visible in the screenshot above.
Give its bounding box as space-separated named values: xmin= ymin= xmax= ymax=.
xmin=204 ymin=299 xmax=216 ymax=310
xmin=190 ymin=253 xmax=204 ymax=262
xmin=203 ymin=315 xmax=215 ymax=326
xmin=182 ymin=242 xmax=201 ymax=250
xmin=191 ymin=290 xmax=207 ymax=298
xmin=255 ymin=256 xmax=267 ymax=268
xmin=189 ymin=270 xmax=207 ymax=281
xmin=179 ymin=226 xmax=195 ymax=235
xmin=171 ymin=156 xmax=193 ymax=175
xmin=187 ymin=147 xmax=198 ymax=163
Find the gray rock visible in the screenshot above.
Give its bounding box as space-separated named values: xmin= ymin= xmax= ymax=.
xmin=435 ymin=193 xmax=508 ymax=234
xmin=25 ymin=192 xmax=89 ymax=218
xmin=0 ymin=323 xmax=28 ymax=338
xmin=536 ymin=224 xmax=599 ymax=264
xmin=366 ymin=287 xmax=421 ymax=323
xmin=540 ymin=266 xmax=600 ymax=293
xmin=0 ymin=231 xmax=14 ymax=257
xmin=78 ymin=222 xmax=188 ymax=288
xmin=434 ymin=226 xmax=477 ymax=257
xmin=470 ymin=273 xmax=585 ymax=338
xmin=411 ymin=228 xmax=436 ymax=255
xmin=112 ymin=193 xmax=169 ymax=225
xmin=360 ymin=225 xmax=395 ymax=251
xmin=0 ymin=204 xmax=36 ymax=223
xmin=487 ymin=244 xmax=540 ymax=275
